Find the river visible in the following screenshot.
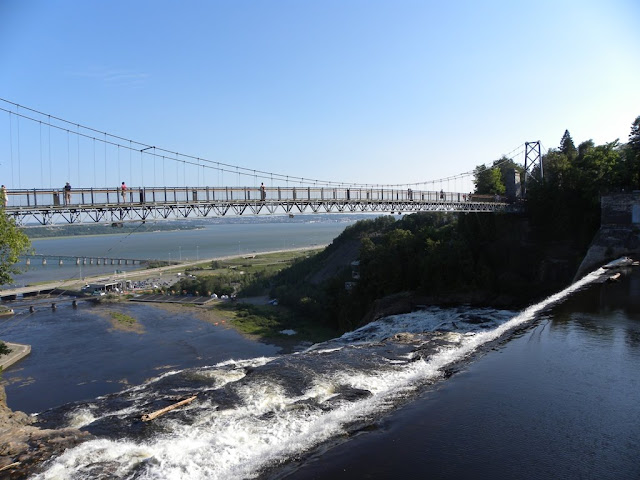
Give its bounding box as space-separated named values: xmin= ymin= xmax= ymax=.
xmin=0 ymin=217 xmax=638 ymax=479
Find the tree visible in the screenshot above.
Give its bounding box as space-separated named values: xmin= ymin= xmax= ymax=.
xmin=0 ymin=213 xmax=31 ymax=285
xmin=629 ymin=115 xmax=640 ymax=151
xmin=627 ymin=115 xmax=640 ymax=188
xmin=560 ymin=129 xmax=577 ymax=160
xmin=580 ymin=141 xmax=621 ymax=190
xmin=473 ymin=165 xmax=505 ymax=195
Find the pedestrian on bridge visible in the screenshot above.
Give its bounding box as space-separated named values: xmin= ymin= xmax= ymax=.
xmin=1 ymin=185 xmax=6 ymax=207
xmin=260 ymin=182 xmax=266 ymax=201
xmin=64 ymin=182 xmax=72 ymax=205
xmin=121 ymin=182 xmax=128 ymax=202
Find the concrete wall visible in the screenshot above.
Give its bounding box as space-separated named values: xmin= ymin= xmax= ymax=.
xmin=601 ymin=192 xmax=640 ymax=226
xmin=575 ymin=193 xmax=640 ymax=279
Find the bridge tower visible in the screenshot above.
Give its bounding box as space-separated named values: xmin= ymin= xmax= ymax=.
xmin=523 ymin=141 xmax=543 ymax=197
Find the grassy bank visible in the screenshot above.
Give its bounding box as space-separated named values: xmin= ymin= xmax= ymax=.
xmin=217 ymin=302 xmax=338 ymax=344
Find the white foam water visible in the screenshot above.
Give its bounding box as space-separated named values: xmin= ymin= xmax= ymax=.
xmin=34 ymin=268 xmax=606 ymax=480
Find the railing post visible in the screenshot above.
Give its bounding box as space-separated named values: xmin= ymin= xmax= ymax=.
xmin=33 ymin=189 xmax=37 ymax=206
xmin=91 ymin=188 xmax=94 ymax=204
xmin=307 ymin=187 xmax=310 ymax=200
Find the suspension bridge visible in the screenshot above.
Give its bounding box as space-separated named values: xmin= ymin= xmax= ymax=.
xmin=0 ymin=99 xmax=542 ymax=226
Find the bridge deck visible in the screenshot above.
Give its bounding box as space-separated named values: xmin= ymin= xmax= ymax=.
xmin=2 ymin=186 xmax=513 ymax=225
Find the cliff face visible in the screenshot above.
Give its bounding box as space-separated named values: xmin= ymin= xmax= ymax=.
xmin=458 ymin=214 xmax=585 ymax=306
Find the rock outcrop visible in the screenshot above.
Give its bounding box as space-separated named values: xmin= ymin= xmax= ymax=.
xmin=0 ymin=385 xmax=92 ymax=478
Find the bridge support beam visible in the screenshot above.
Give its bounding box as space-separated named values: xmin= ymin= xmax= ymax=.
xmin=523 ymin=141 xmax=543 ymax=197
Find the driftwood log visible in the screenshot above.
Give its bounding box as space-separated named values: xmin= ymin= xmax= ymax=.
xmin=0 ymin=462 xmax=21 ymax=472
xmin=141 ymin=395 xmax=198 ymax=422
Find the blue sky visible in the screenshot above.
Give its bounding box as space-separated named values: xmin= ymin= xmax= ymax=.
xmin=1 ymin=0 xmax=639 ymax=191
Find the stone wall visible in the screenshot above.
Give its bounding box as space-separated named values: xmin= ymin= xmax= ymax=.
xmin=600 ymin=192 xmax=640 ymax=226
xmin=575 ymin=193 xmax=640 ymax=279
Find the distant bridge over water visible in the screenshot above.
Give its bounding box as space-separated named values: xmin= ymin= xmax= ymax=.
xmin=20 ymin=253 xmax=172 ymax=266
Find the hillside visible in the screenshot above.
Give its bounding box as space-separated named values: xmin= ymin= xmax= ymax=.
xmin=263 ymin=211 xmax=592 ymax=332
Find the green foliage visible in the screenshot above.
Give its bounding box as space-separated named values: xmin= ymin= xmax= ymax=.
xmin=0 ymin=341 xmax=11 ymax=356
xmin=264 ymin=212 xmax=513 ymax=332
xmin=560 ymin=129 xmax=577 ymax=160
xmin=219 ymin=302 xmax=336 ymax=342
xmin=474 ymin=165 xmax=505 ymax=195
xmin=174 ymin=275 xmax=235 ymax=296
xmin=626 ymin=115 xmax=640 ymax=188
xmin=0 ymin=213 xmax=32 ymax=285
xmin=473 ymin=156 xmax=521 ymax=195
xmin=110 ymin=312 xmax=136 ymax=325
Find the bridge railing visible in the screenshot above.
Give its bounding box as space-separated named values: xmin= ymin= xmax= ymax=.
xmin=3 ymin=186 xmax=504 ymax=209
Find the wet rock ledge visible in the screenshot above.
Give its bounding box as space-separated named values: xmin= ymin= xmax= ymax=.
xmin=0 ymin=385 xmax=91 ymax=478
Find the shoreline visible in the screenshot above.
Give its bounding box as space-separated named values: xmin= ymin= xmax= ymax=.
xmin=0 ymin=245 xmax=326 ymax=295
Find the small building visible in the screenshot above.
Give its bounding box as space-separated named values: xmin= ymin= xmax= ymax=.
xmin=84 ymin=280 xmax=132 ymax=294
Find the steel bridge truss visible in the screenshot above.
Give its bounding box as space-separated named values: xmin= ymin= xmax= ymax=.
xmin=4 ymin=186 xmax=512 ymax=226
